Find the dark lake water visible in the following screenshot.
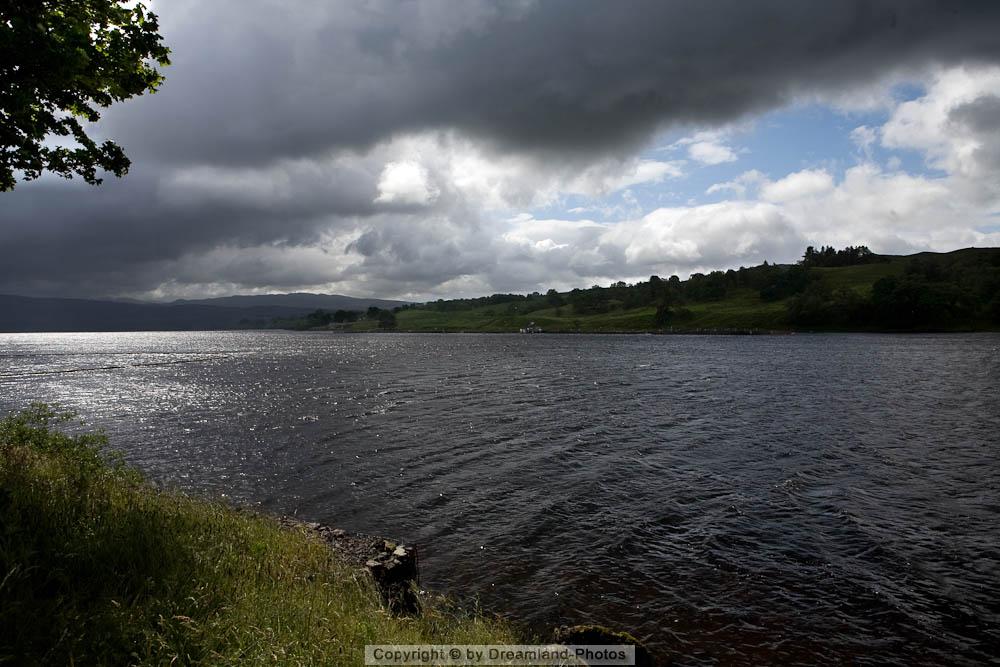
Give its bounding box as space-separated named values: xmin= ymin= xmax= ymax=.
xmin=1 ymin=331 xmax=998 ymax=664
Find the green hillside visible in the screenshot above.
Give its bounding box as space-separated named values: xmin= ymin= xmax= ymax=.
xmin=284 ymin=247 xmax=1000 ymax=333
xmin=392 ymin=290 xmax=797 ymax=333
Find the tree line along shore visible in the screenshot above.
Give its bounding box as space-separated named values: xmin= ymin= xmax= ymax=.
xmin=270 ymin=247 xmax=1000 ymax=334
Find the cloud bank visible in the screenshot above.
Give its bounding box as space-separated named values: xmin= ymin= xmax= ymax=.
xmin=3 ymin=1 xmax=1000 ymax=299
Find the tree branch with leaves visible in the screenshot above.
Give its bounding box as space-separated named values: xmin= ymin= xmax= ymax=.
xmin=0 ymin=0 xmax=170 ymax=191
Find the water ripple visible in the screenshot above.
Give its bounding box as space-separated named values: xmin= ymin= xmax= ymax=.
xmin=1 ymin=330 xmax=998 ymax=665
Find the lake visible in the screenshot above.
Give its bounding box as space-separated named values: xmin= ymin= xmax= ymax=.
xmin=1 ymin=331 xmax=998 ymax=665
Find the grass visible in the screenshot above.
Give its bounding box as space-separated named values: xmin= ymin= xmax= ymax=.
xmin=390 ymin=305 xmax=652 ymax=333
xmin=678 ymin=289 xmax=788 ymax=330
xmin=0 ymin=405 xmax=522 ymax=666
xmin=811 ymin=259 xmax=904 ymax=296
xmin=387 ymin=290 xmax=789 ymax=333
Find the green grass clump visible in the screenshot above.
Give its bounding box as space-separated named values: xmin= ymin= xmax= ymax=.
xmin=0 ymin=404 xmax=521 ymax=666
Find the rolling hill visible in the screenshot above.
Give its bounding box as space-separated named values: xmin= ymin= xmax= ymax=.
xmin=0 ymin=293 xmax=406 ymax=333
xmin=368 ymin=247 xmax=999 ymax=333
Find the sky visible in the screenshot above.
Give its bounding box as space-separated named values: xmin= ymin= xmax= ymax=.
xmin=3 ymin=0 xmax=1000 ymax=302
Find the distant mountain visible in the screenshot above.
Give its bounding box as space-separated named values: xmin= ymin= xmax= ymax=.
xmin=0 ymin=293 xmax=407 ymax=333
xmin=171 ymin=292 xmax=407 ymax=311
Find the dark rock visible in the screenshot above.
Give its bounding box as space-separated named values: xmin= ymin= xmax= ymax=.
xmin=553 ymin=625 xmax=656 ymax=667
xmin=279 ymin=515 xmax=421 ymax=615
xmin=366 ymin=542 xmax=420 ymax=616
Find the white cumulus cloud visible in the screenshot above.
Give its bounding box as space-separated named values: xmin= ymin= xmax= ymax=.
xmin=688 ymin=140 xmax=738 ymax=165
xmin=760 ymin=169 xmax=835 ymax=202
xmin=375 ymin=160 xmax=440 ymax=206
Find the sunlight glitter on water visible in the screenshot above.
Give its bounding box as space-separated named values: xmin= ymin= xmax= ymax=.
xmin=1 ymin=331 xmax=998 ymax=665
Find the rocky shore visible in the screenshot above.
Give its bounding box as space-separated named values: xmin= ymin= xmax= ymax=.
xmin=278 ymin=517 xmax=656 ymax=665
xmin=278 ymin=517 xmax=421 ymax=614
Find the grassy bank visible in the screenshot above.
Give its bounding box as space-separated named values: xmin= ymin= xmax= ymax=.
xmin=0 ymin=405 xmax=521 ymax=665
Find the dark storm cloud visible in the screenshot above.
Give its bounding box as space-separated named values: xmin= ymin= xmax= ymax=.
xmin=109 ymin=0 xmax=1000 ymax=166
xmin=4 ymin=0 xmax=1000 ymax=297
xmin=0 ymin=159 xmax=378 ymax=295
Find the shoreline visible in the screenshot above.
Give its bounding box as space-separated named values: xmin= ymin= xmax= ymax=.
xmin=3 ymin=326 xmax=998 ymax=335
xmin=1 ymin=405 xmax=655 ymax=663
xmin=0 ymin=405 xmax=523 ymax=663
xmin=282 ymin=326 xmax=998 ymax=335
